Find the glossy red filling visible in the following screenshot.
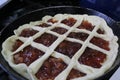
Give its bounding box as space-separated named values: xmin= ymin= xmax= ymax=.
xmin=97 ymin=29 xmax=105 ymax=34
xmin=14 ymin=45 xmax=44 ymax=66
xmin=61 ymin=18 xmax=77 ymax=27
xmin=77 ymin=20 xmax=94 ymax=31
xmin=35 ymin=57 xmax=67 ymax=80
xmin=90 ymin=37 xmax=110 ymax=51
xmin=35 ymin=57 xmax=86 ymax=80
xmin=67 ymin=69 xmax=86 ymax=80
xmin=19 ymin=28 xmax=38 ymax=37
xmin=37 ymin=23 xmax=51 ymax=27
xmin=79 ymin=47 xmax=106 ymax=68
xmin=68 ymin=32 xmax=89 ymax=41
xmin=34 ymin=33 xmax=57 ymax=47
xmin=47 ymin=18 xmax=58 ymax=23
xmin=51 ymin=27 xmax=67 ymax=34
xmin=55 ymin=40 xmax=82 ymax=58
xmin=12 ymin=40 xmax=23 ymax=51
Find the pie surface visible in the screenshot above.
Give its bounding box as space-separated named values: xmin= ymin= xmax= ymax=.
xmin=1 ymin=14 xmax=118 ymax=80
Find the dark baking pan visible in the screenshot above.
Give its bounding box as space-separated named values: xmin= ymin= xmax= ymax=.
xmin=0 ymin=6 xmax=120 ymax=80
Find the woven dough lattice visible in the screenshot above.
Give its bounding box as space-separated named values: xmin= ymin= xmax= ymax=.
xmin=2 ymin=14 xmax=118 ymax=80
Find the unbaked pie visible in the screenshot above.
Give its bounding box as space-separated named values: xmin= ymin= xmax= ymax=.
xmin=2 ymin=14 xmax=118 ymax=80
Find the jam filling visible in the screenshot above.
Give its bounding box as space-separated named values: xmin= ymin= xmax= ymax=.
xmin=47 ymin=18 xmax=58 ymax=23
xmin=14 ymin=45 xmax=44 ymax=66
xmin=37 ymin=23 xmax=51 ymax=28
xmin=35 ymin=57 xmax=85 ymax=80
xmin=77 ymin=20 xmax=94 ymax=31
xmin=90 ymin=37 xmax=110 ymax=51
xmin=68 ymin=32 xmax=89 ymax=41
xmin=51 ymin=27 xmax=68 ymax=34
xmin=35 ymin=57 xmax=67 ymax=80
xmin=34 ymin=33 xmax=57 ymax=47
xmin=12 ymin=40 xmax=23 ymax=51
xmin=61 ymin=18 xmax=77 ymax=27
xmin=79 ymin=47 xmax=106 ymax=68
xmin=97 ymin=28 xmax=105 ymax=34
xmin=55 ymin=40 xmax=82 ymax=58
xmin=19 ymin=28 xmax=38 ymax=37
xmin=67 ymin=69 xmax=86 ymax=80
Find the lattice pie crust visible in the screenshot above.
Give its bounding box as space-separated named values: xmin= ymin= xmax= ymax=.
xmin=2 ymin=14 xmax=118 ymax=80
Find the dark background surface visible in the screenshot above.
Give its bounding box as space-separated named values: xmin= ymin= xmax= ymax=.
xmin=0 ymin=0 xmax=120 ymax=80
xmin=0 ymin=0 xmax=120 ymax=31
